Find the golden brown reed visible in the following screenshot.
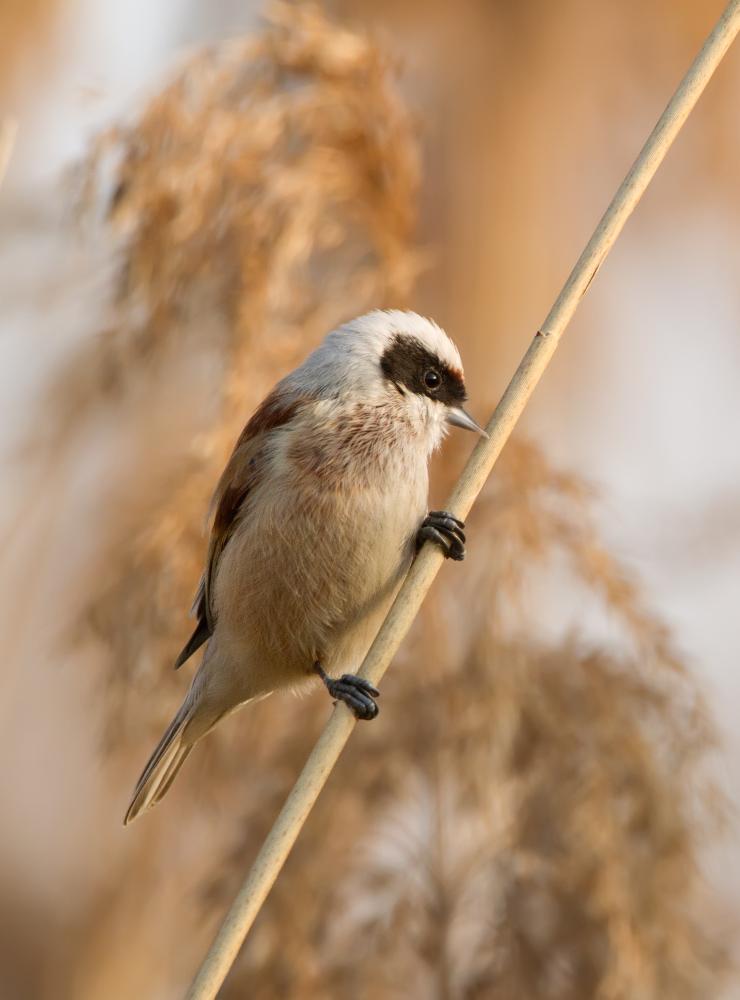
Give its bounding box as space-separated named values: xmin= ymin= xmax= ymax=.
xmin=12 ymin=4 xmax=729 ymax=998
xmin=72 ymin=1 xmax=422 ymax=748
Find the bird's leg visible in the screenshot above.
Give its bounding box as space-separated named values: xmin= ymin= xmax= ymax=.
xmin=314 ymin=662 xmax=380 ymax=721
xmin=417 ymin=510 xmax=466 ymax=561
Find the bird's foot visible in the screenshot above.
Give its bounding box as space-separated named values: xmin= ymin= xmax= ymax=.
xmin=417 ymin=510 xmax=466 ymax=561
xmin=314 ymin=663 xmax=379 ymax=720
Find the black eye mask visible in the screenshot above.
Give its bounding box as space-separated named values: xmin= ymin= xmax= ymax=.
xmin=380 ymin=334 xmax=467 ymax=405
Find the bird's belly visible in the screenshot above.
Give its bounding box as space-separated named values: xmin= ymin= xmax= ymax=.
xmin=212 ymin=473 xmax=425 ymax=691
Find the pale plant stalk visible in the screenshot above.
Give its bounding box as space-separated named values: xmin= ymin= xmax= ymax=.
xmin=186 ymin=3 xmax=740 ymax=996
xmin=0 ymin=118 xmax=18 ymax=188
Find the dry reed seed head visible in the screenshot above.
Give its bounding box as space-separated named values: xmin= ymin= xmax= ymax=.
xmin=226 ymin=436 xmax=724 ymax=993
xmin=215 ymin=439 xmax=727 ymax=999
xmin=467 ymin=441 xmax=691 ymax=662
xmin=299 ymin=633 xmax=726 ymax=1000
xmin=70 ymin=1 xmax=421 ymax=417
xmin=73 ymin=3 xmax=422 ymax=746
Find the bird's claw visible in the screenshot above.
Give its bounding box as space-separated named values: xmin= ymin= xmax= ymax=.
xmin=417 ymin=510 xmax=466 ymax=561
xmin=315 ymin=664 xmax=380 ymax=720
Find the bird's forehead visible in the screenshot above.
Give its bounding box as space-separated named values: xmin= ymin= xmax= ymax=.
xmin=344 ymin=309 xmax=463 ymax=373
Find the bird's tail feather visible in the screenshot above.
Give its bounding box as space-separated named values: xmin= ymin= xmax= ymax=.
xmin=124 ymin=702 xmax=193 ymax=825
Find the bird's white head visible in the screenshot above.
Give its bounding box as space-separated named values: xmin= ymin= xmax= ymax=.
xmin=292 ymin=310 xmax=486 ymax=450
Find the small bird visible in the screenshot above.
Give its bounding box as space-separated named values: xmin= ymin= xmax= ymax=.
xmin=124 ymin=310 xmax=485 ymax=824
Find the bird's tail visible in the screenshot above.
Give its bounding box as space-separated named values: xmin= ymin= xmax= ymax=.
xmin=124 ymin=702 xmax=193 ymax=825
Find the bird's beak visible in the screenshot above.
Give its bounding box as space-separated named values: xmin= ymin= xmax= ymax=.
xmin=446 ymin=406 xmax=489 ymax=438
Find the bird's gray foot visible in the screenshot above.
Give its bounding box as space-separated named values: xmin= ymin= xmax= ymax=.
xmin=314 ymin=663 xmax=379 ymax=720
xmin=417 ymin=510 xmax=466 ymax=561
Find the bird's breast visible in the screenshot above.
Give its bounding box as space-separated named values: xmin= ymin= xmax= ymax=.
xmin=212 ymin=418 xmax=428 ymax=679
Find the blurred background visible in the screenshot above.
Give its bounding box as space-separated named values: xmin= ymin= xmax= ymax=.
xmin=1 ymin=1 xmax=739 ymax=997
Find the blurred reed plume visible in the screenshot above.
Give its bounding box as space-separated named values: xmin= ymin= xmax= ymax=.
xmin=5 ymin=3 xmax=729 ymax=998
xmin=217 ymin=438 xmax=728 ymax=1000
xmin=72 ymin=1 xmax=422 ymax=746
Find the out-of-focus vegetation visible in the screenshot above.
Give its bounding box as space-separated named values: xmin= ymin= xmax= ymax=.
xmin=0 ymin=0 xmax=60 ymax=97
xmin=0 ymin=3 xmax=737 ymax=998
xmin=76 ymin=1 xmax=421 ymax=749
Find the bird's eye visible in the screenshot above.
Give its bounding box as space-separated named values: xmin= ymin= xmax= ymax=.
xmin=423 ymin=369 xmax=441 ymax=390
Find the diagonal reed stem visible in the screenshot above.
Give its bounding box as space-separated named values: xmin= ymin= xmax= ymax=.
xmin=186 ymin=3 xmax=740 ymax=996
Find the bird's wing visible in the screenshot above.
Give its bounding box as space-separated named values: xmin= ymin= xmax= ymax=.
xmin=174 ymin=385 xmax=307 ymax=669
